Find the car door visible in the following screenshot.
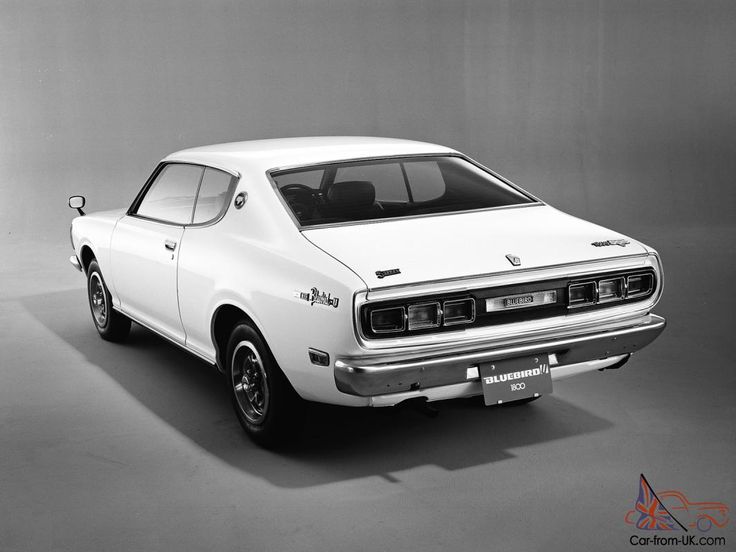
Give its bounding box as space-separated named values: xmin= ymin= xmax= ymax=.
xmin=110 ymin=163 xmax=204 ymax=344
xmin=177 ymin=167 xmax=239 ymax=359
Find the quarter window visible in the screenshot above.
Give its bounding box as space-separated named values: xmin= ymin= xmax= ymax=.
xmin=193 ymin=167 xmax=236 ymax=224
xmin=136 ymin=164 xmax=203 ymax=224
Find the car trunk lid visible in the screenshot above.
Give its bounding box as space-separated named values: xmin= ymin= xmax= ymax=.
xmin=302 ymin=205 xmax=647 ymax=289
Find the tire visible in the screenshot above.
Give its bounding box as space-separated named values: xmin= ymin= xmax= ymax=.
xmin=86 ymin=259 xmax=131 ymax=342
xmin=226 ymin=323 xmax=304 ymax=447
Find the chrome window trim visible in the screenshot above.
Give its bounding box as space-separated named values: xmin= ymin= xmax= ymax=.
xmin=265 ymin=152 xmax=544 ymax=231
xmin=128 ymin=161 xmax=241 ymax=229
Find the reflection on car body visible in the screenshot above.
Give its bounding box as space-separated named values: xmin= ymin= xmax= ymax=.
xmin=67 ymin=137 xmax=666 ymax=447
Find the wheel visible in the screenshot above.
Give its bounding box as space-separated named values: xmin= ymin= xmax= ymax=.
xmin=697 ymin=517 xmax=713 ymax=532
xmin=226 ymin=323 xmax=304 ymax=447
xmin=86 ymin=259 xmax=131 ymax=342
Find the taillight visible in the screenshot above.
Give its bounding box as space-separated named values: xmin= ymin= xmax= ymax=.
xmin=364 ymin=296 xmax=475 ymax=336
xmin=568 ymin=271 xmax=655 ymax=308
xmin=370 ymin=306 xmax=405 ymax=333
xmin=569 ymin=282 xmax=596 ymax=306
xmin=627 ymin=273 xmax=653 ymax=298
xmin=442 ymin=298 xmax=476 ymax=326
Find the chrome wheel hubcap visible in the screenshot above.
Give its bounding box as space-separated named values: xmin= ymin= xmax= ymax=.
xmin=232 ymin=341 xmax=269 ymax=424
xmin=89 ymin=272 xmax=107 ymax=327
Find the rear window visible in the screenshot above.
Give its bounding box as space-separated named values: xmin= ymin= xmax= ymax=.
xmin=271 ymin=156 xmax=534 ymax=227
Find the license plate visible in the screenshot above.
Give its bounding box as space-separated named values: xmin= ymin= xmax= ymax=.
xmin=479 ymin=354 xmax=553 ymax=406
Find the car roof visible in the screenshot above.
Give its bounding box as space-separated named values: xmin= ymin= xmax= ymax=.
xmin=163 ymin=136 xmax=458 ymax=174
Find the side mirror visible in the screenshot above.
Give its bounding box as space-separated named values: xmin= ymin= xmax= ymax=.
xmin=68 ymin=195 xmax=86 ymax=216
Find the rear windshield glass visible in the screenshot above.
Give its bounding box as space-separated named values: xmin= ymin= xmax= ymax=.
xmin=271 ymin=156 xmax=535 ymax=227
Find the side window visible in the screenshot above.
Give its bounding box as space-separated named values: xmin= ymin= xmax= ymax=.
xmin=335 ymin=163 xmax=408 ymax=203
xmin=193 ymin=167 xmax=236 ymax=224
xmin=404 ymin=160 xmax=446 ymax=202
xmin=136 ymin=164 xmax=203 ymax=224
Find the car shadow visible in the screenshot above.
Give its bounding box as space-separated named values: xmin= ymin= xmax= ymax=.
xmin=22 ymin=289 xmax=613 ymax=488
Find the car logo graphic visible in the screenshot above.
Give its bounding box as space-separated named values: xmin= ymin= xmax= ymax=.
xmin=624 ymin=474 xmax=729 ymax=532
xmin=505 ymin=254 xmax=521 ymax=266
xmin=592 ymin=239 xmax=630 ymax=247
xmin=375 ymin=268 xmax=401 ymax=279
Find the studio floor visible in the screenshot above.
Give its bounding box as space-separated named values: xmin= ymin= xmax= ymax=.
xmin=1 ymin=224 xmax=734 ymax=552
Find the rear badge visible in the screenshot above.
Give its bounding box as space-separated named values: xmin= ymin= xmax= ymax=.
xmin=486 ymin=290 xmax=557 ymax=312
xmin=504 ymin=295 xmax=534 ymax=307
xmin=375 ymin=268 xmax=401 ymax=279
xmin=505 ymin=254 xmax=521 ymax=267
xmin=592 ymin=239 xmax=630 ymax=247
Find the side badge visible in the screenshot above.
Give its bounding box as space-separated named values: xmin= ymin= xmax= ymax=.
xmin=505 ymin=254 xmax=521 ymax=267
xmin=234 ymin=192 xmax=247 ymax=209
xmin=294 ymin=287 xmax=340 ymax=308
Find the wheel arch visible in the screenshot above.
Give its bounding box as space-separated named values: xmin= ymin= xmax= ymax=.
xmin=79 ymin=244 xmax=96 ymax=273
xmin=211 ymin=303 xmax=275 ymax=376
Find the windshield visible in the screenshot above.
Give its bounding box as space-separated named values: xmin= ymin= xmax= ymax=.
xmin=271 ymin=155 xmax=535 ymax=227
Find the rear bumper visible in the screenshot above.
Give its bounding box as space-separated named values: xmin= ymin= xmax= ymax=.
xmin=69 ymin=255 xmax=82 ymax=272
xmin=334 ymin=313 xmax=665 ymax=400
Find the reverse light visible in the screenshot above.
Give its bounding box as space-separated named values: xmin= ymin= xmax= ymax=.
xmin=370 ymin=306 xmax=405 ymax=333
xmin=598 ymin=277 xmax=624 ymax=302
xmin=443 ymin=298 xmax=476 ymax=326
xmin=407 ymin=302 xmax=441 ymax=330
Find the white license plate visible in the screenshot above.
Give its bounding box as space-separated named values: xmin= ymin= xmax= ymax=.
xmin=479 ymin=354 xmax=553 ymax=405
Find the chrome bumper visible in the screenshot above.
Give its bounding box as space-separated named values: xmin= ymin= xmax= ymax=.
xmin=69 ymin=255 xmax=83 ymax=272
xmin=334 ymin=314 xmax=666 ymax=398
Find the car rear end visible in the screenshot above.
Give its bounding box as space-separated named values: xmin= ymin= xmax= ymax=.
xmin=334 ymin=251 xmax=664 ymax=406
xmin=269 ymin=145 xmax=666 ymax=407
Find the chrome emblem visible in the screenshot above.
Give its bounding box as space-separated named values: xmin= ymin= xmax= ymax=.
xmin=591 ymin=239 xmax=630 ymax=247
xmin=505 ymin=254 xmax=521 ymax=267
xmin=234 ymin=192 xmax=247 ymax=209
xmin=504 ymin=295 xmax=533 ymax=307
xmin=293 ymin=287 xmax=340 ymax=308
xmin=375 ymin=268 xmax=401 ymax=279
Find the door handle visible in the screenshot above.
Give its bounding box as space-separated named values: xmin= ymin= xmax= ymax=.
xmin=164 ymin=240 xmax=177 ymax=251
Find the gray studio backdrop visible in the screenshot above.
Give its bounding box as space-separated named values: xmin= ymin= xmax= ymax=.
xmin=1 ymin=0 xmax=734 ymax=239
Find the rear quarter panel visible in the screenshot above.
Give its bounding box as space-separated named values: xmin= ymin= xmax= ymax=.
xmin=176 ymin=167 xmax=369 ymax=405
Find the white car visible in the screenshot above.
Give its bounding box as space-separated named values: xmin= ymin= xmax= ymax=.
xmin=68 ymin=137 xmax=665 ymax=446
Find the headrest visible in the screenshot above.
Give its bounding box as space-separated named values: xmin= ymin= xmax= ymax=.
xmin=327 ymin=180 xmax=375 ymax=207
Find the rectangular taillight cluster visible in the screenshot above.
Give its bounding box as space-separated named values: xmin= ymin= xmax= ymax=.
xmin=366 ymin=297 xmax=476 ymax=335
xmin=568 ymin=272 xmax=654 ymax=308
